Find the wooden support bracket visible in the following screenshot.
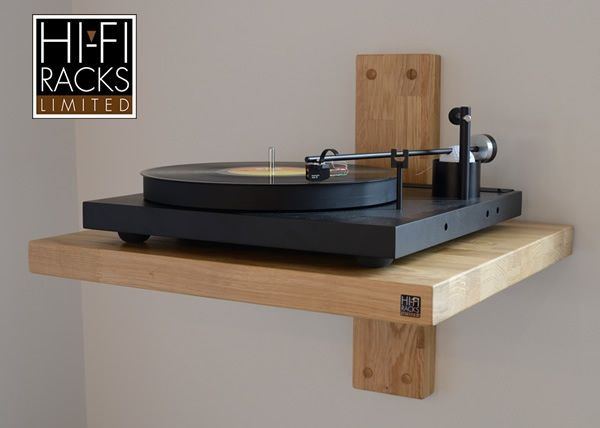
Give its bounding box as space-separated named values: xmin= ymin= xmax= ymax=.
xmin=354 ymin=53 xmax=440 ymax=398
xmin=353 ymin=319 xmax=436 ymax=398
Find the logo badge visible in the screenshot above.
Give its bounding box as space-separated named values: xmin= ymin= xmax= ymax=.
xmin=400 ymin=295 xmax=421 ymax=318
xmin=33 ymin=15 xmax=136 ymax=118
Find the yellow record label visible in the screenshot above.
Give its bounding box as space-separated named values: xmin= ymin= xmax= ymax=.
xmin=221 ymin=166 xmax=305 ymax=177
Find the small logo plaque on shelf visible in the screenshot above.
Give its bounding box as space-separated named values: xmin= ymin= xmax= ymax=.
xmin=400 ymin=295 xmax=421 ymax=318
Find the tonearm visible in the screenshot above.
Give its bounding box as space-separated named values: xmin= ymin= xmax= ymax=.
xmin=305 ymin=106 xmax=497 ymax=210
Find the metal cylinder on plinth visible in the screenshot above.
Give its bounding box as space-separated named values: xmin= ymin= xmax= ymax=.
xmin=431 ymin=160 xmax=480 ymax=199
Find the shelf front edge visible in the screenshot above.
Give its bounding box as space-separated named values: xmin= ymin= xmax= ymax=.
xmin=28 ymin=233 xmax=434 ymax=325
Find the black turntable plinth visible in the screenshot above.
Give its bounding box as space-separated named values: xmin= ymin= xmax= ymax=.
xmin=83 ymin=185 xmax=521 ymax=267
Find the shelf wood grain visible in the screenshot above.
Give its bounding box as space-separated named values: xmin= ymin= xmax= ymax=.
xmin=355 ymin=54 xmax=441 ymax=184
xmin=29 ymin=221 xmax=572 ymax=326
xmin=353 ymin=319 xmax=436 ymax=398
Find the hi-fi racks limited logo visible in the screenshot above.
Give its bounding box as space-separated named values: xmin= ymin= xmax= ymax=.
xmin=33 ymin=15 xmax=136 ymax=118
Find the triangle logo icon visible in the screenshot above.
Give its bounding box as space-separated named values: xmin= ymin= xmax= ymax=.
xmin=87 ymin=30 xmax=96 ymax=42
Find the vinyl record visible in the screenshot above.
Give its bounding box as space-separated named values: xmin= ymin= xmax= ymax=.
xmin=141 ymin=162 xmax=396 ymax=211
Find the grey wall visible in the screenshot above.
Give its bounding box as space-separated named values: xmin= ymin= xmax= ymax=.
xmin=0 ymin=1 xmax=86 ymax=428
xmin=73 ymin=0 xmax=599 ymax=427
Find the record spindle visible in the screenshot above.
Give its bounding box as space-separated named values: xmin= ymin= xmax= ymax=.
xmin=268 ymin=146 xmax=275 ymax=184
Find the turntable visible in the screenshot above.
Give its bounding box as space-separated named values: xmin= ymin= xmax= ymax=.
xmin=83 ymin=106 xmax=522 ymax=267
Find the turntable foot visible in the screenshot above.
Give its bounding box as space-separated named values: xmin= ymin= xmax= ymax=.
xmin=118 ymin=232 xmax=150 ymax=244
xmin=355 ymin=256 xmax=394 ymax=268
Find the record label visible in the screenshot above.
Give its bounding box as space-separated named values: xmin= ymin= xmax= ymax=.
xmin=220 ymin=166 xmax=305 ymax=177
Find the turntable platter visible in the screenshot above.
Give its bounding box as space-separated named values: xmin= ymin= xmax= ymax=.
xmin=141 ymin=162 xmax=396 ymax=211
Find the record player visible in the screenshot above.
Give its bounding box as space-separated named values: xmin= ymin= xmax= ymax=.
xmin=83 ymin=106 xmax=522 ymax=267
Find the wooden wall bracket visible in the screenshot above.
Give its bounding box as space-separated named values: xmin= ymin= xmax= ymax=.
xmin=353 ymin=319 xmax=435 ymax=398
xmin=354 ymin=54 xmax=440 ymax=398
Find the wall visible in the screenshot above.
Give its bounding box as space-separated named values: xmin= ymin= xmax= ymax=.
xmin=0 ymin=1 xmax=86 ymax=428
xmin=74 ymin=1 xmax=599 ymax=427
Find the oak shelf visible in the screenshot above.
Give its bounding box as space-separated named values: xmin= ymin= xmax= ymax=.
xmin=29 ymin=220 xmax=572 ymax=398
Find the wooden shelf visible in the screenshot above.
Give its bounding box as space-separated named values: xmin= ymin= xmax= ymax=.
xmin=29 ymin=221 xmax=572 ymax=325
xmin=29 ymin=221 xmax=572 ymax=398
